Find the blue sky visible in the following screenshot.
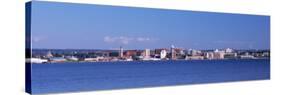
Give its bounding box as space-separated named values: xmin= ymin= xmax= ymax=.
xmin=30 ymin=1 xmax=270 ymax=50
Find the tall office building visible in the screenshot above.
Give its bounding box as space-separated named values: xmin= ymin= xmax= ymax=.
xmin=160 ymin=50 xmax=167 ymax=59
xmin=171 ymin=45 xmax=176 ymax=60
xmin=143 ymin=49 xmax=150 ymax=58
xmin=119 ymin=46 xmax=123 ymax=58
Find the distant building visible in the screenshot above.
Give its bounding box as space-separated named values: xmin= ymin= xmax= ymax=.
xmin=160 ymin=50 xmax=167 ymax=59
xmin=185 ymin=55 xmax=204 ymax=60
xmin=225 ymin=48 xmax=233 ymax=53
xmin=155 ymin=48 xmax=168 ymax=54
xmin=224 ymin=48 xmax=237 ymax=59
xmin=174 ymin=48 xmax=184 ymax=55
xmin=49 ymin=57 xmax=67 ymax=62
xmin=84 ymin=58 xmax=98 ymax=62
xmin=191 ymin=49 xmax=198 ymax=56
xmin=143 ymin=49 xmax=150 ymax=58
xmin=109 ymin=52 xmax=119 ymax=57
xmin=65 ymin=56 xmax=79 ymax=61
xmin=124 ymin=50 xmax=138 ymax=57
xmin=240 ymin=52 xmax=255 ymax=59
xmin=204 ymin=52 xmax=214 ymax=59
xmin=262 ymin=51 xmax=270 ymax=57
xmin=119 ymin=46 xmax=123 ymax=58
xmin=95 ymin=51 xmax=110 ymax=57
xmin=214 ymin=49 xmax=220 ymax=53
xmin=213 ymin=49 xmax=225 ymax=59
xmin=224 ymin=53 xmax=237 ymax=59
xmin=171 ymin=45 xmax=176 ymax=60
xmin=46 ymin=51 xmax=53 ymax=58
xmin=84 ymin=56 xmax=105 ymax=62
xmin=188 ymin=49 xmax=202 ymax=56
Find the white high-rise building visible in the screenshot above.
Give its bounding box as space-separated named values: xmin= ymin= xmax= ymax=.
xmin=160 ymin=50 xmax=167 ymax=59
xmin=171 ymin=45 xmax=176 ymax=60
xmin=144 ymin=49 xmax=150 ymax=58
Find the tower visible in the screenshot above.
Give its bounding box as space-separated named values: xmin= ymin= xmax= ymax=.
xmin=119 ymin=46 xmax=123 ymax=58
xmin=171 ymin=45 xmax=176 ymax=60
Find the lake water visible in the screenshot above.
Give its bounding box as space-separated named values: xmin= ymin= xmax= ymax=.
xmin=30 ymin=59 xmax=270 ymax=94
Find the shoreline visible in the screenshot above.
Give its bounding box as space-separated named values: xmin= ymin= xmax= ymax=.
xmin=27 ymin=58 xmax=270 ymax=64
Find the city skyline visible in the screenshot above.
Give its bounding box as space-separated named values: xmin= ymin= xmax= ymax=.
xmin=31 ymin=1 xmax=270 ymax=50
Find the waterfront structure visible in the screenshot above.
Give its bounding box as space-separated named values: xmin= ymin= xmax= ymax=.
xmin=143 ymin=49 xmax=151 ymax=58
xmin=84 ymin=58 xmax=98 ymax=62
xmin=46 ymin=51 xmax=53 ymax=58
xmin=65 ymin=56 xmax=79 ymax=61
xmin=84 ymin=57 xmax=106 ymax=62
xmin=154 ymin=48 xmax=168 ymax=58
xmin=205 ymin=52 xmax=214 ymax=59
xmin=240 ymin=52 xmax=255 ymax=59
xmin=213 ymin=49 xmax=225 ymax=59
xmin=224 ymin=53 xmax=237 ymax=59
xmin=26 ymin=58 xmax=48 ymax=64
xmin=191 ymin=49 xmax=198 ymax=56
xmin=186 ymin=49 xmax=204 ymax=60
xmin=29 ymin=48 xmax=270 ymax=63
xmin=174 ymin=48 xmax=185 ymax=57
xmin=225 ymin=48 xmax=233 ymax=53
xmin=188 ymin=49 xmax=202 ymax=56
xmin=119 ymin=46 xmax=123 ymax=58
xmin=160 ymin=50 xmax=167 ymax=59
xmin=125 ymin=50 xmax=138 ymax=58
xmin=171 ymin=45 xmax=176 ymax=60
xmin=49 ymin=57 xmax=67 ymax=62
xmin=125 ymin=57 xmax=133 ymax=61
xmin=185 ymin=55 xmax=204 ymax=60
xmin=262 ymin=52 xmax=270 ymax=57
xmin=155 ymin=48 xmax=167 ymax=54
xmin=96 ymin=51 xmax=110 ymax=57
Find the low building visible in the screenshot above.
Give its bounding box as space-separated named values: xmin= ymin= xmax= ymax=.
xmin=224 ymin=53 xmax=237 ymax=59
xmin=84 ymin=56 xmax=105 ymax=62
xmin=84 ymin=58 xmax=97 ymax=62
xmin=49 ymin=57 xmax=67 ymax=62
xmin=240 ymin=52 xmax=255 ymax=59
xmin=185 ymin=56 xmax=204 ymax=60
xmin=240 ymin=55 xmax=255 ymax=59
xmin=124 ymin=50 xmax=138 ymax=58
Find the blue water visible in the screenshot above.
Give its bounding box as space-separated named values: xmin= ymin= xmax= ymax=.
xmin=31 ymin=59 xmax=270 ymax=94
